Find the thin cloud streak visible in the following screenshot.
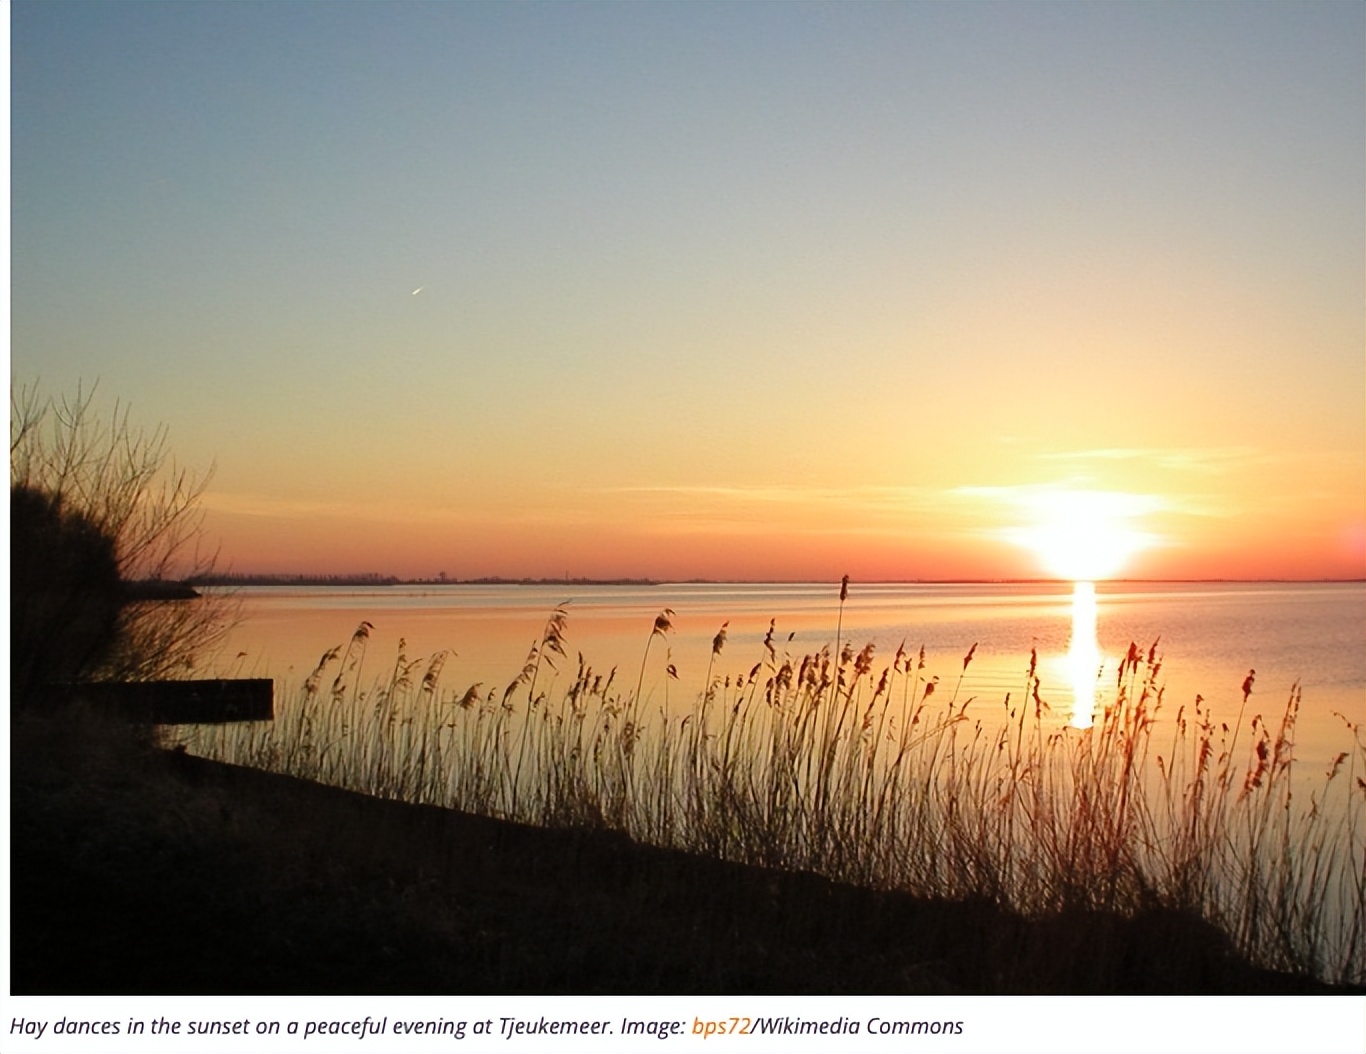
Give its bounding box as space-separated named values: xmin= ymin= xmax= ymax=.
xmin=1032 ymin=446 xmax=1361 ymax=477
xmin=601 ymin=483 xmax=950 ymax=510
xmin=1033 ymin=447 xmax=1265 ymax=473
xmin=201 ymin=492 xmax=470 ymax=525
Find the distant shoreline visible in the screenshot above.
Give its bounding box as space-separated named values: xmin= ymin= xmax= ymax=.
xmin=190 ymin=574 xmax=665 ymax=588
xmin=190 ymin=574 xmax=1366 ymax=588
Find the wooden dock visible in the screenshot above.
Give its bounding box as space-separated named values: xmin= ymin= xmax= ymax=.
xmin=62 ymin=679 xmax=274 ymax=725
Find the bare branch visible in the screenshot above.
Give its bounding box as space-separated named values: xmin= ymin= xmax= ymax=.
xmin=10 ymin=380 xmax=237 ymax=682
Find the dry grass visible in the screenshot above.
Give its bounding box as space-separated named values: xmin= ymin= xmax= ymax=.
xmin=180 ymin=592 xmax=1366 ymax=987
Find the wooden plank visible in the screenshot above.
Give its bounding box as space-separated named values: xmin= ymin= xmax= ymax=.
xmin=64 ymin=679 xmax=274 ymax=725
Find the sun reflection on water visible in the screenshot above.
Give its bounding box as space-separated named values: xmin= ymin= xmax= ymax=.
xmin=1067 ymin=581 xmax=1104 ymax=729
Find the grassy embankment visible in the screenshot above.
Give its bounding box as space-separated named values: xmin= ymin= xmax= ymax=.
xmin=168 ymin=598 xmax=1366 ymax=990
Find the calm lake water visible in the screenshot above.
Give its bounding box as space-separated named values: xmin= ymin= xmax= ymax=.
xmin=212 ymin=580 xmax=1364 ymax=765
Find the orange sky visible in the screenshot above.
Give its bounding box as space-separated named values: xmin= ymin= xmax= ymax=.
xmin=12 ymin=5 xmax=1365 ymax=581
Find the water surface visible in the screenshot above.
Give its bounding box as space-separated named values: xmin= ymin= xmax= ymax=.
xmin=213 ymin=580 xmax=1363 ymax=763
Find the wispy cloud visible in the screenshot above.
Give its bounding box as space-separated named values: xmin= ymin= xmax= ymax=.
xmin=950 ymin=482 xmax=1232 ymax=524
xmin=956 ymin=483 xmax=1165 ymax=513
xmin=1033 ymin=446 xmax=1267 ymax=474
xmin=601 ymin=483 xmax=949 ymax=512
xmin=200 ymin=492 xmax=466 ymax=525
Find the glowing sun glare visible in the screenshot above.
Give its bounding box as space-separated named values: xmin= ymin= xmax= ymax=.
xmin=1008 ymin=490 xmax=1157 ymax=581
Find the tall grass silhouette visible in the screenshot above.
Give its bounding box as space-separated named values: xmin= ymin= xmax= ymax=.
xmin=181 ymin=581 xmax=1366 ymax=986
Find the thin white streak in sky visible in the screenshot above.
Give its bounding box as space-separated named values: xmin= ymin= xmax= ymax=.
xmin=1032 ymin=447 xmax=1266 ymax=473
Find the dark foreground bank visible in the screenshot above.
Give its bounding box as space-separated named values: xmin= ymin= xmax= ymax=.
xmin=10 ymin=706 xmax=1358 ymax=996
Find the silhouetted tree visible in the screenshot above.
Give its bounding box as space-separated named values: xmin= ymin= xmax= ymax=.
xmin=10 ymin=381 xmax=236 ymax=692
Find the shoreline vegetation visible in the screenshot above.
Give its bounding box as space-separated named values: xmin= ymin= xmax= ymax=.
xmin=163 ymin=589 xmax=1366 ymax=992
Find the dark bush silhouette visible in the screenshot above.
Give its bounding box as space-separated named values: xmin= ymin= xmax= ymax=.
xmin=10 ymin=382 xmax=236 ymax=685
xmin=10 ymin=483 xmax=125 ymax=703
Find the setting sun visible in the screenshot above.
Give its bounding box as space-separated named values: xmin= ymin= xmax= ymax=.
xmin=1006 ymin=489 xmax=1160 ymax=581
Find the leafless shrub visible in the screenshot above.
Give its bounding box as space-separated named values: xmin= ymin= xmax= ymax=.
xmin=10 ymin=380 xmax=237 ymax=684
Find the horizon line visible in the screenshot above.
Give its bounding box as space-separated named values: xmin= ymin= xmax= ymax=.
xmin=189 ymin=572 xmax=1366 ymax=586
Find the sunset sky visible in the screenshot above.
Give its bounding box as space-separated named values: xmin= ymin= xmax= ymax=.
xmin=10 ymin=3 xmax=1364 ymax=582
